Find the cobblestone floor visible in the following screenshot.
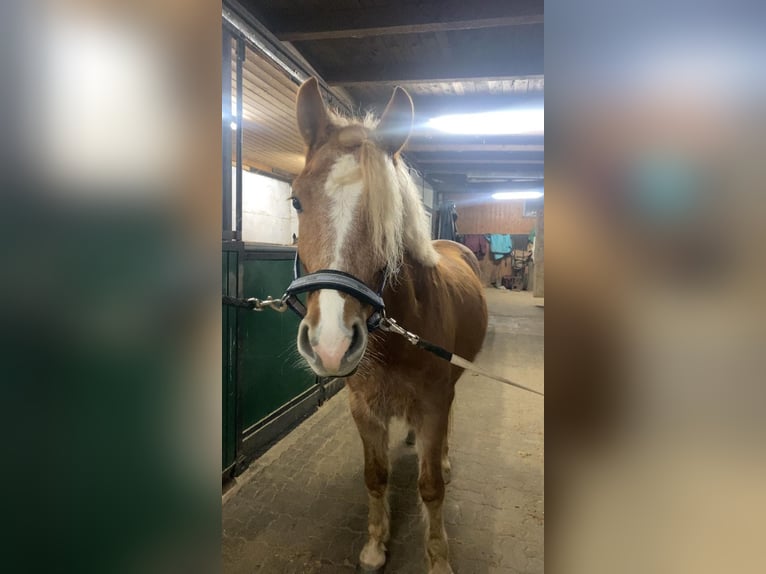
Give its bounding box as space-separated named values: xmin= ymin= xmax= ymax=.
xmin=223 ymin=289 xmax=544 ymax=573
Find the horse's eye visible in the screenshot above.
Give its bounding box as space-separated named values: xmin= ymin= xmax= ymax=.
xmin=291 ymin=197 xmax=302 ymax=212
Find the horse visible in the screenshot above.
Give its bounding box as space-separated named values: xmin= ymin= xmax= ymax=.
xmin=291 ymin=77 xmax=488 ymax=574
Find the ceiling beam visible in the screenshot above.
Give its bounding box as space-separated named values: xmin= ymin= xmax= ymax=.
xmin=407 ymin=143 xmax=544 ymax=153
xmin=300 ymin=24 xmax=543 ymax=86
xmin=265 ymin=1 xmax=543 ymax=41
xmin=328 ymin=73 xmax=543 ymax=89
xmin=279 ymin=41 xmax=356 ymax=107
xmin=420 ymin=165 xmax=544 ymax=176
xmin=277 ymin=15 xmax=542 ymax=42
xmin=429 ymin=180 xmax=545 ymax=193
xmin=345 ymin=79 xmax=544 ymax=111
xmin=410 ymin=150 xmax=543 ymax=162
xmin=415 ymin=159 xmax=544 ymax=165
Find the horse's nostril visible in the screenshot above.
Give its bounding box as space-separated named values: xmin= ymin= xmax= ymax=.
xmin=298 ymin=323 xmax=314 ymax=358
xmin=346 ymin=321 xmax=366 ymax=359
xmin=351 ymin=323 xmax=360 ymax=348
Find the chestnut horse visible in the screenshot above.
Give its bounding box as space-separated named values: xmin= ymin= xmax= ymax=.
xmin=292 ymin=78 xmax=488 ymax=573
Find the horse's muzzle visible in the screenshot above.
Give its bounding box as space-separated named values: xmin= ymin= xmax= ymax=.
xmin=297 ymin=317 xmax=367 ymax=377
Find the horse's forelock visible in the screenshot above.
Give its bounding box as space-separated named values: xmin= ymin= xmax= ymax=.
xmin=337 ymin=126 xmax=368 ymax=148
xmin=313 ymin=112 xmax=438 ymax=278
xmin=360 ymin=140 xmax=405 ymax=278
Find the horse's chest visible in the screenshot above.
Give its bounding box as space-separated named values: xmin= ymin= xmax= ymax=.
xmin=350 ymin=373 xmax=422 ymax=422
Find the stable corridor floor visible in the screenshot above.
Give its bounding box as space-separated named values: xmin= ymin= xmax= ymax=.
xmin=222 ymin=289 xmax=544 ymax=573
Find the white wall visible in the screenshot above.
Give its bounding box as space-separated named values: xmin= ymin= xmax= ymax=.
xmin=232 ymin=168 xmax=297 ymax=245
xmin=231 ymin=167 xmax=432 ymax=244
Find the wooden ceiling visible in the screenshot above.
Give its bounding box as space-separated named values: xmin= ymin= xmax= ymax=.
xmin=234 ymin=0 xmax=544 ymax=194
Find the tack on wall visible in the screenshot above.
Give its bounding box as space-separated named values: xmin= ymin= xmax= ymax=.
xmin=445 ymin=194 xmax=538 ymax=286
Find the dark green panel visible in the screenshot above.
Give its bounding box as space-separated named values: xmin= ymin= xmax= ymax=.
xmin=222 ymin=249 xmax=238 ymax=471
xmin=239 ymin=255 xmax=314 ymax=430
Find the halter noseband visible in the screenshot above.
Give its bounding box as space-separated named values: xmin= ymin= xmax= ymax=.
xmin=283 ymin=251 xmax=387 ymax=332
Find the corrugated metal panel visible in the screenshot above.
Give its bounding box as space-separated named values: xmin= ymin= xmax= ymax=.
xmin=230 ymin=44 xmax=306 ymax=176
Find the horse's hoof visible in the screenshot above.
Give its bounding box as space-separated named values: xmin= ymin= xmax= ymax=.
xmin=429 ymin=560 xmax=454 ymax=574
xmin=359 ymin=541 xmax=386 ymax=573
xmin=358 ymin=555 xmax=386 ymax=574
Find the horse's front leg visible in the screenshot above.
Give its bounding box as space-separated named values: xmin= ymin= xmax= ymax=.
xmin=349 ymin=394 xmax=390 ymax=572
xmin=418 ymin=411 xmax=453 ymax=574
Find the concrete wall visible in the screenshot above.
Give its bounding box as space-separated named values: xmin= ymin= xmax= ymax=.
xmin=233 ymin=168 xmax=297 ymax=245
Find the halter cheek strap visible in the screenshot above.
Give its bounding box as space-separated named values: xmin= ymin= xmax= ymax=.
xmin=284 ymin=251 xmax=387 ymax=332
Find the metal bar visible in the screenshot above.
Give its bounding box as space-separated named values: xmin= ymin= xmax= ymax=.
xmin=222 ymin=6 xmax=304 ymax=82
xmin=242 ymin=166 xmax=293 ymax=184
xmin=235 ymin=36 xmax=244 ymax=238
xmin=234 ymin=237 xmax=245 ymax=472
xmin=222 ymin=1 xmax=352 ymax=114
xmin=222 ymin=26 xmax=233 ymax=238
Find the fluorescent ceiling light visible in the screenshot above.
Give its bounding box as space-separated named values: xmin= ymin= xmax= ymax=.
xmin=492 ymin=190 xmax=544 ymax=200
xmin=467 ymin=174 xmax=543 ymax=180
xmin=427 ymin=109 xmax=543 ymax=135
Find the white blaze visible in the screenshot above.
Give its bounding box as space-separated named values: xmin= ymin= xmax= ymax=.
xmin=325 ymin=154 xmax=363 ymax=265
xmin=314 ymin=154 xmax=363 ymax=361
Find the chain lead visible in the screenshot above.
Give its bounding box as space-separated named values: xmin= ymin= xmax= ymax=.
xmin=246 ymin=296 xmax=289 ymax=312
xmin=379 ymin=315 xmax=420 ymax=346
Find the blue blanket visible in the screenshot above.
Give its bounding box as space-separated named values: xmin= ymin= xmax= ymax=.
xmin=486 ymin=234 xmax=512 ymax=260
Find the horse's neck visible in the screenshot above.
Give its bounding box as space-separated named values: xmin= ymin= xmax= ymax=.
xmin=383 ymin=251 xmax=431 ymax=321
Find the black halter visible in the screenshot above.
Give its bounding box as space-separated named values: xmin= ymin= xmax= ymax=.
xmin=283 ymin=251 xmax=387 ymax=332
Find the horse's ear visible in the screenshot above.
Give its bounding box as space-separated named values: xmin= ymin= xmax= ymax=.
xmin=376 ymin=86 xmax=414 ymax=155
xmin=296 ymin=77 xmax=331 ymax=150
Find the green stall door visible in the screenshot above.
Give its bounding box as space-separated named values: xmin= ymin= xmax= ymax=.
xmin=222 ymin=249 xmax=238 ymax=473
xmin=237 ymin=249 xmax=316 ymax=445
xmin=223 ymin=245 xmax=326 ymax=477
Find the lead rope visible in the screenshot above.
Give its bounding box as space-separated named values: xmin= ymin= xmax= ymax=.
xmin=223 ymin=295 xmax=543 ymax=397
xmin=379 ymin=316 xmax=544 ymax=397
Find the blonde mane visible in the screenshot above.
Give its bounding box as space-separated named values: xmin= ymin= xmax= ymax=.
xmin=330 ymin=110 xmax=439 ymax=278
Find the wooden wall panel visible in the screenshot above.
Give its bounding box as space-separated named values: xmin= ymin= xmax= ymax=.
xmin=445 ymin=194 xmax=537 ymax=235
xmin=474 ymin=252 xmax=513 ymax=286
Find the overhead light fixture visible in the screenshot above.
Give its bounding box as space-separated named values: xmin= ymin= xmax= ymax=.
xmin=426 ymin=109 xmax=543 ymax=135
xmin=467 ymin=173 xmax=544 ymax=181
xmin=491 ymin=190 xmax=544 ymax=200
